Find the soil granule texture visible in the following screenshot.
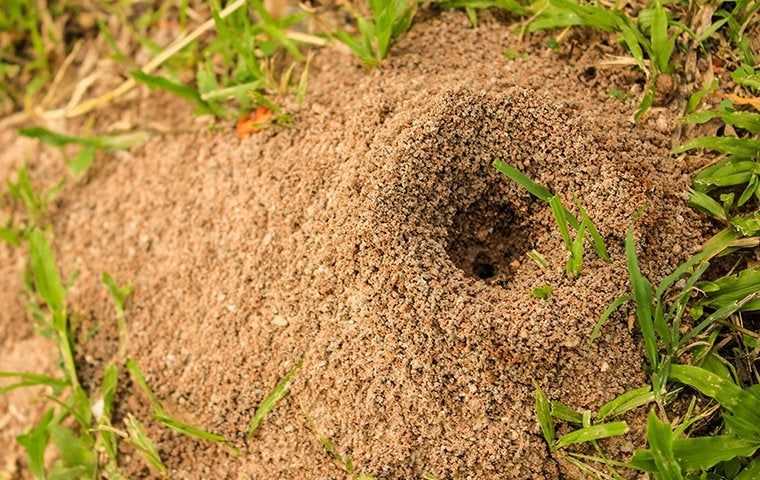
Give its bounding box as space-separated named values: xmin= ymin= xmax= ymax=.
xmin=0 ymin=11 xmax=713 ymax=480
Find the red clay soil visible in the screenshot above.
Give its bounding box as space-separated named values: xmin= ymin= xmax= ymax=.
xmin=1 ymin=10 xmax=715 ymax=480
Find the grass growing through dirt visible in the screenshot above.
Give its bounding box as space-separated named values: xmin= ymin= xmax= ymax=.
xmin=493 ymin=158 xmax=609 ymax=278
xmin=526 ymin=120 xmax=760 ymax=480
xmin=334 ymin=0 xmax=416 ymax=67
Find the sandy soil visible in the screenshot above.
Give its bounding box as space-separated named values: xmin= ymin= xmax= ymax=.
xmin=1 ymin=10 xmax=716 ymax=479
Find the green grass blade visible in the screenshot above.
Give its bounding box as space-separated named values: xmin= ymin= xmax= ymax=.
xmin=17 ymin=410 xmax=54 ymax=480
xmin=550 ymin=400 xmax=583 ymax=424
xmin=674 ymin=136 xmax=760 ymax=157
xmin=597 ymin=385 xmax=653 ymax=420
xmin=566 ymin=220 xmax=586 ymax=277
xmin=101 ymin=273 xmax=132 ymax=317
xmin=737 ymin=458 xmax=760 ymax=480
xmin=632 ymin=436 xmax=760 ymax=472
xmin=656 ymin=228 xmax=739 ymax=298
xmin=248 ymin=360 xmax=302 ymax=437
xmin=154 ymin=411 xmax=227 ymax=443
xmin=98 ymin=363 xmax=119 ymax=461
xmin=532 ymin=284 xmax=553 ymax=299
xmin=492 ymin=160 xmax=580 ymax=228
xmin=527 ymin=249 xmax=550 ymax=272
xmin=125 ymin=414 xmax=166 ymax=477
xmin=625 ymin=225 xmax=658 ymax=370
xmin=576 ymin=201 xmax=609 ymax=261
xmin=555 ymin=421 xmax=628 ymax=449
xmin=28 ymin=229 xmax=79 ymax=388
xmin=550 ymin=195 xmax=573 ymax=250
xmin=688 ymin=189 xmax=728 ymax=222
xmin=669 ymin=364 xmax=747 ymax=413
xmin=19 ymin=126 xmax=149 ymax=151
xmin=590 ymin=294 xmax=631 ymax=342
xmin=28 ymin=229 xmax=66 ymax=316
xmin=493 ymin=159 xmax=553 ymax=201
xmin=732 ymin=65 xmax=760 ymax=91
xmin=684 ymin=109 xmax=760 ymax=134
xmin=650 ymin=1 xmax=674 ymax=73
xmin=0 ymin=371 xmax=68 ymax=394
xmin=68 ymin=145 xmax=96 ymax=176
xmin=534 ymin=384 xmax=555 ymax=449
xmin=126 ymin=359 xmax=164 ymax=413
xmin=133 ymin=70 xmax=218 ymax=116
xmin=645 ymin=411 xmax=683 ymax=479
xmin=493 ymin=160 xmax=554 ymax=203
xmin=731 ymin=212 xmax=760 ymax=237
xmin=680 ymin=292 xmax=760 ymax=346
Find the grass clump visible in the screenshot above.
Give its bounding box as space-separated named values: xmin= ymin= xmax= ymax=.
xmin=334 ymin=0 xmax=416 ymax=67
xmin=493 ymin=159 xmax=610 ymax=278
xmin=19 ymin=127 xmax=150 ymax=176
xmin=434 ymin=1 xmax=527 ymax=27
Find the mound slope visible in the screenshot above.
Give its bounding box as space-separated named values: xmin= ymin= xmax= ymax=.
xmin=1 ymin=11 xmax=711 ymax=479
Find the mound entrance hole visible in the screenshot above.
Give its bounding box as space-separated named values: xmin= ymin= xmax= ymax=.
xmin=445 ymin=194 xmax=533 ymax=287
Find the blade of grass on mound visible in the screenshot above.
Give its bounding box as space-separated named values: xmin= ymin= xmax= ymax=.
xmin=527 ymin=249 xmax=550 ymax=272
xmin=674 ymin=136 xmax=760 ymax=157
xmin=492 ymin=160 xmax=581 ymax=228
xmin=655 ymin=228 xmax=740 ymax=298
xmin=669 ymin=364 xmax=760 ymax=439
xmin=566 ymin=220 xmax=586 ymax=277
xmin=737 ymin=458 xmax=760 ymax=480
xmin=0 ymin=223 xmax=21 ymax=247
xmin=692 ymin=158 xmax=758 ymax=190
xmin=16 ymin=409 xmax=54 ymax=480
xmin=532 ymin=284 xmax=553 ymax=299
xmin=632 ymin=436 xmax=760 ymax=472
xmin=550 ymin=401 xmax=583 ymax=424
xmin=248 ymin=360 xmax=302 ymax=437
xmin=590 ymin=294 xmax=631 ymax=342
xmin=126 ymin=359 xmax=162 ymax=412
xmin=596 ymin=385 xmax=654 ymax=420
xmin=550 ymin=195 xmax=573 ymax=251
xmin=28 ymin=229 xmax=79 ymax=389
xmin=19 ymin=127 xmax=150 ymax=151
xmin=575 ymin=200 xmax=609 ymax=261
xmin=97 ymin=363 xmax=120 ymax=462
xmin=555 ymin=421 xmax=629 ymax=449
xmin=132 ymin=70 xmax=220 ymax=117
xmin=650 ymin=0 xmax=674 ymax=74
xmin=125 ymin=414 xmax=167 ymax=477
xmin=153 ymin=411 xmax=227 ymax=443
xmin=731 ymin=212 xmax=760 ymax=237
xmin=732 ymin=65 xmax=760 ymax=91
xmin=102 ymin=272 xmax=133 ymax=358
xmin=127 ymin=359 xmax=229 ymax=445
xmin=684 ymin=109 xmax=760 ymax=134
xmin=644 ymin=411 xmax=682 ymax=480
xmin=688 ymin=189 xmax=728 ymax=222
xmin=679 ymin=292 xmax=760 ymax=347
xmin=0 ymin=371 xmax=68 ymax=394
xmin=534 ymin=384 xmax=555 ymax=449
xmin=699 ymin=267 xmax=760 ymax=312
xmin=625 ymin=224 xmax=658 ymax=370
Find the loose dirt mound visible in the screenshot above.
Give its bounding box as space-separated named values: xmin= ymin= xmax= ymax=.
xmin=1 ymin=11 xmax=712 ymax=479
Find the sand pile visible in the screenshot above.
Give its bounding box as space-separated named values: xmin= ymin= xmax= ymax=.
xmin=1 ymin=11 xmax=713 ymax=479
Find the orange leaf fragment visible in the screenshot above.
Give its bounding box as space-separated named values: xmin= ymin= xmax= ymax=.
xmin=236 ymin=106 xmax=274 ymax=138
xmin=723 ymin=93 xmax=760 ymax=112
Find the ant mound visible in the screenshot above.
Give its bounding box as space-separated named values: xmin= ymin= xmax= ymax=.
xmin=0 ymin=12 xmax=712 ymax=480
